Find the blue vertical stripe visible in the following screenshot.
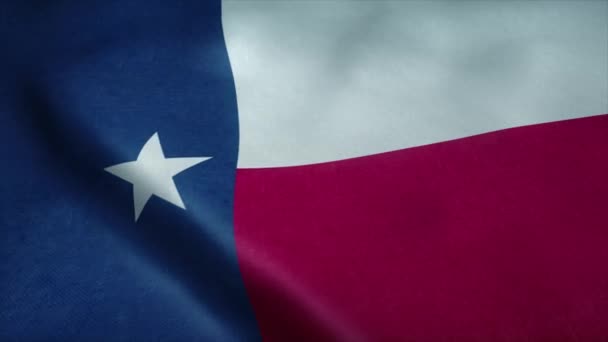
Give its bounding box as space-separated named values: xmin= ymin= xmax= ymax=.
xmin=0 ymin=1 xmax=260 ymax=340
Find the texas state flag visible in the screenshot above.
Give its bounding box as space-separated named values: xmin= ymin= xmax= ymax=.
xmin=1 ymin=1 xmax=607 ymax=341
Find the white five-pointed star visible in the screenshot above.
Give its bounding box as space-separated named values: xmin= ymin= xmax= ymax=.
xmin=105 ymin=132 xmax=211 ymax=221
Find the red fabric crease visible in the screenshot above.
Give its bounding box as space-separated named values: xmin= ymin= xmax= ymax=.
xmin=236 ymin=239 xmax=364 ymax=341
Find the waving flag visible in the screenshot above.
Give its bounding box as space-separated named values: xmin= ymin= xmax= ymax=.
xmin=1 ymin=1 xmax=607 ymax=341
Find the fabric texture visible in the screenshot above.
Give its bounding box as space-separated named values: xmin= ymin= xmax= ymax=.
xmin=1 ymin=1 xmax=607 ymax=341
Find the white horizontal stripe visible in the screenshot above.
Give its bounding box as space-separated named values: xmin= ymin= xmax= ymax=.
xmin=223 ymin=0 xmax=608 ymax=168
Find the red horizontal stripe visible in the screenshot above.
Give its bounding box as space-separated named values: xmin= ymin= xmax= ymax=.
xmin=235 ymin=114 xmax=608 ymax=341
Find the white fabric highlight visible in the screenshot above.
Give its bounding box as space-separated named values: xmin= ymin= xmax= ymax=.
xmin=223 ymin=0 xmax=608 ymax=168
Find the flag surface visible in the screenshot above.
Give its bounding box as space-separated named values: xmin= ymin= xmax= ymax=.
xmin=1 ymin=1 xmax=607 ymax=341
